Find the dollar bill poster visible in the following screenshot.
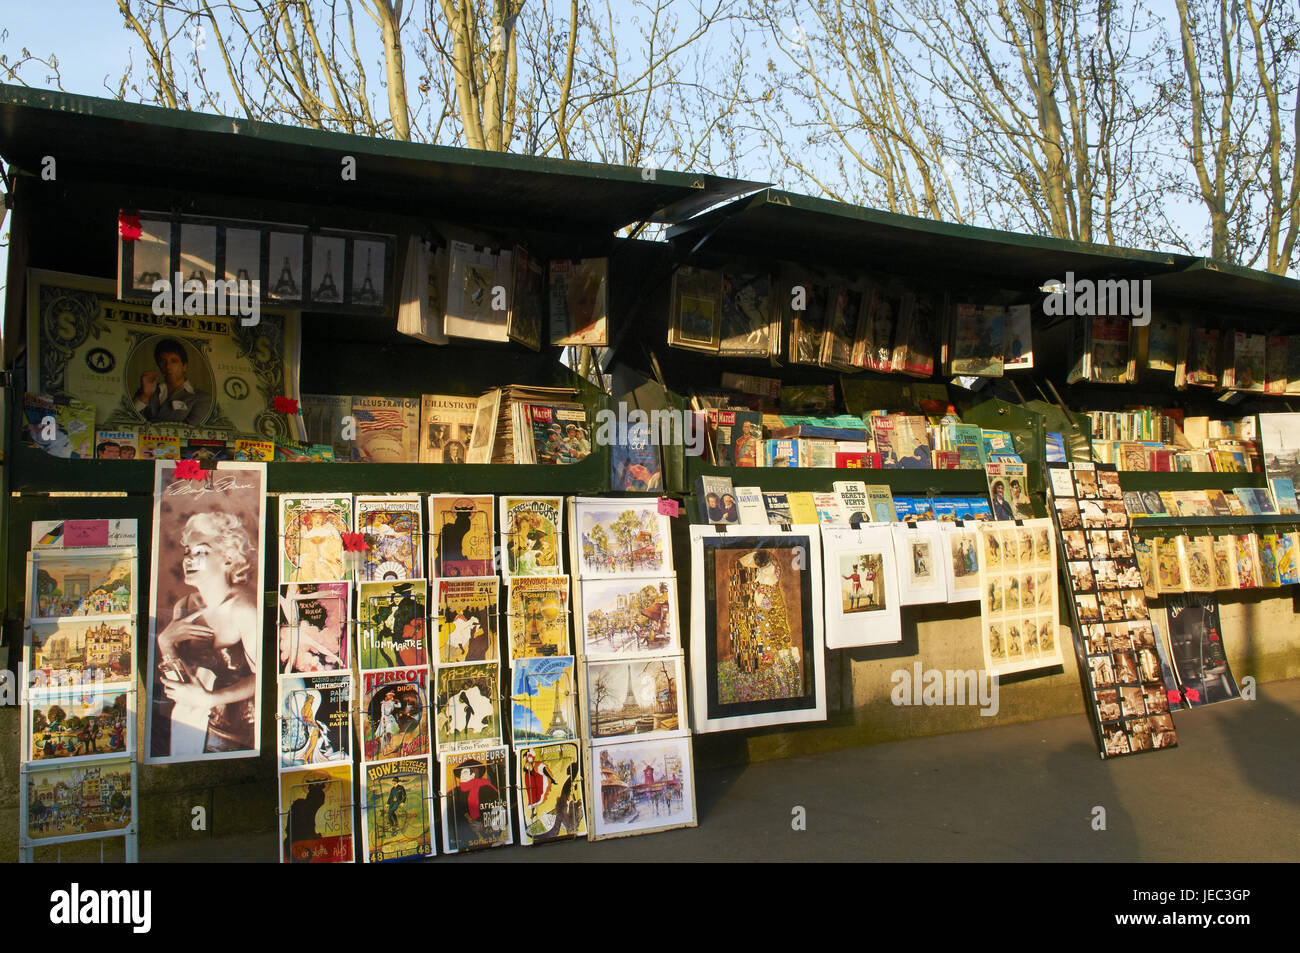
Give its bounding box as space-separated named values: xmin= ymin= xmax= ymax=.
xmin=688 ymin=526 xmax=826 ymax=733
xmin=433 ymin=662 xmax=502 ymax=753
xmin=511 ymin=656 xmax=578 ymax=745
xmin=359 ymin=667 xmax=430 ymax=762
xmin=277 ymin=582 xmax=351 ymax=674
xmin=501 ymin=496 xmax=563 ymax=578
xmin=27 ymin=268 xmax=303 ymax=441
xmin=26 ymin=685 xmax=132 ymax=763
xmin=577 ymin=577 xmax=679 ymax=659
xmin=28 ymin=618 xmax=135 ymax=689
xmin=573 ymin=497 xmax=672 ymax=578
xmin=23 ymin=758 xmax=135 ymax=845
xmin=145 ymin=461 xmax=266 ymax=765
xmin=357 ymin=579 xmax=428 ymax=670
xmin=435 ymin=577 xmax=499 ymax=663
xmin=506 ymin=575 xmax=571 ymax=662
xmin=360 ymin=756 xmax=435 ymax=863
xmin=278 ymin=672 xmax=353 ymax=768
xmin=279 ymin=495 xmax=352 ymax=582
xmin=429 ymin=494 xmax=494 ymax=577
xmin=355 ymin=496 xmax=423 ymax=582
xmin=278 ymin=764 xmax=354 ymax=863
xmin=587 ymin=735 xmax=697 ymax=841
xmin=440 ymin=746 xmax=513 ymax=853
xmin=517 ymin=742 xmax=586 ymax=846
xmin=585 ymin=657 xmax=686 ymax=740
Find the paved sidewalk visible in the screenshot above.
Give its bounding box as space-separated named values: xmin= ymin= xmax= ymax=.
xmin=144 ymin=677 xmax=1300 ymax=863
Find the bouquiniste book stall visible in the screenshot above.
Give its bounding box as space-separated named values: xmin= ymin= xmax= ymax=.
xmin=3 ymin=85 xmax=1299 ymax=861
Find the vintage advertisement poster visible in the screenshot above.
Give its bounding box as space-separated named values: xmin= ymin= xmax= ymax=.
xmin=429 ymin=494 xmax=495 ymax=578
xmin=278 ymin=672 xmax=353 ymax=768
xmin=350 ymin=396 xmax=420 ymax=463
xmin=27 ymin=268 xmax=303 ymax=441
xmin=1163 ymin=593 xmax=1242 ymax=707
xmin=23 ymin=758 xmax=135 ymax=845
xmin=26 ymin=685 xmax=131 ymax=763
xmin=279 ymin=495 xmax=352 ymax=582
xmin=573 ymin=497 xmax=672 ymax=578
xmin=977 ymin=519 xmax=1061 ymax=679
xmin=500 ymin=496 xmax=563 ymax=578
xmin=820 ymin=525 xmax=902 ymax=648
xmin=440 ymin=746 xmax=513 ymax=853
xmin=578 ymin=577 xmax=679 ymax=659
xmin=688 ymin=526 xmax=826 ymax=733
xmin=511 ymin=656 xmax=578 ymax=744
xmin=585 ymin=656 xmax=685 ymax=739
xmin=278 ymin=764 xmax=354 ymax=863
xmin=435 ymin=577 xmax=499 ymax=663
xmin=354 ymin=496 xmax=423 ymax=582
xmin=433 ymin=662 xmax=502 ymax=753
xmin=517 ymin=742 xmax=586 ymax=846
xmin=145 ymin=461 xmax=266 ymax=765
xmin=506 ymin=575 xmax=571 ymax=662
xmin=588 ymin=735 xmax=697 ymax=841
xmin=418 ymin=394 xmax=477 ymax=463
xmin=357 ymin=579 xmax=428 ymax=670
xmin=28 ymin=618 xmax=135 ymax=689
xmin=277 ymin=581 xmax=351 ymax=674
xmin=359 ymin=667 xmax=430 ymax=762
xmin=27 ymin=549 xmax=136 ymax=621
xmin=359 ymin=756 xmax=435 ymax=862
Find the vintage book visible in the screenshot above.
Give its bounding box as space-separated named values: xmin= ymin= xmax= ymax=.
xmin=351 ymin=396 xmax=420 ymax=463
xmin=526 ymin=403 xmax=591 ymax=465
xmin=94 ymin=429 xmax=140 ymax=460
xmin=949 ymin=303 xmax=1005 ymax=376
xmin=550 ymin=257 xmax=608 ymax=347
xmin=763 ymin=491 xmax=792 ymax=523
xmin=872 ymin=414 xmax=931 ymax=469
xmin=798 ymin=439 xmax=838 ymax=468
xmin=822 ymin=285 xmax=863 ymax=371
xmin=301 ymin=393 xmax=353 ymax=461
xmin=855 ymin=285 xmax=895 ymax=373
xmin=1204 ymin=489 xmax=1233 ymax=516
xmin=1146 ymin=314 xmax=1180 ymax=372
xmin=710 ymin=410 xmax=762 ymax=467
xmin=812 ymin=492 xmax=847 ymax=524
xmin=1002 ymin=303 xmax=1034 ymax=369
xmin=720 ymin=270 xmax=776 ymax=357
xmin=609 ymin=425 xmax=663 ymax=492
xmin=1088 ymin=316 xmax=1135 ymax=384
xmin=233 ymin=438 xmax=274 ymax=461
xmin=1224 ymin=331 xmax=1266 ymax=391
xmin=864 ymin=484 xmax=897 ymax=522
xmin=834 ymin=450 xmax=882 ymax=468
xmin=506 ymin=245 xmax=545 ymax=351
xmin=986 ymin=461 xmax=1034 ymax=520
xmin=786 ymin=275 xmax=831 ymax=366
xmin=733 ymin=486 xmax=768 ymax=523
xmin=397 ymin=236 xmax=448 ymax=344
xmin=1270 ymin=477 xmax=1299 ymax=514
xmin=696 ymin=475 xmax=739 ymax=524
xmin=765 ymin=438 xmax=800 ymax=467
xmin=1184 ymin=327 xmax=1221 ymax=388
xmin=786 ymin=491 xmax=819 ymax=525
xmin=891 ymin=290 xmax=939 ymax=378
xmin=667 ymin=265 xmax=724 ymax=352
xmin=465 ymin=389 xmax=503 ymax=465
xmin=444 ymin=241 xmax=508 ymax=342
xmin=419 ymin=393 xmax=477 ymax=464
xmin=834 ymin=481 xmax=870 ymax=526
xmin=139 ymin=432 xmax=181 ymax=459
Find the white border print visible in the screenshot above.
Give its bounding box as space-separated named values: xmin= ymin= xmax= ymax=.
xmin=940 ymin=523 xmax=982 ymax=603
xmin=572 ymin=496 xmax=673 ymax=578
xmin=145 ymin=461 xmax=266 ymax=765
xmin=891 ymin=522 xmax=946 ymax=605
xmin=688 ymin=524 xmax=826 ymax=733
xmin=578 ymin=576 xmax=681 ymax=660
xmin=820 ymin=525 xmax=903 ymax=649
xmin=588 ymin=734 xmax=697 ymax=841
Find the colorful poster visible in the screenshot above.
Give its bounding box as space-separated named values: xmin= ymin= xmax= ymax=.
xmin=435 ymin=577 xmax=499 ymax=663
xmin=517 ymin=742 xmax=586 ymax=846
xmin=278 ymin=764 xmax=354 ymax=863
xmin=1164 ymin=594 xmax=1241 ymax=706
xmin=500 ymin=496 xmax=563 ymax=578
xmin=578 ymin=577 xmax=679 ymax=659
xmin=585 ymin=657 xmax=686 ymax=739
xmin=820 ymin=525 xmax=902 ymax=648
xmin=145 ymin=461 xmax=266 ymax=765
xmin=573 ymin=497 xmax=671 ymax=578
xmin=26 ymin=686 xmax=131 ymax=763
xmin=27 ymin=619 xmax=134 ymax=689
xmin=26 ymin=549 xmax=136 ymax=621
xmin=429 ymin=494 xmax=495 ymax=578
xmin=588 ymin=736 xmax=697 ymax=841
xmin=354 ymin=496 xmax=423 ymax=582
xmin=360 ymin=756 xmax=435 ymax=863
xmin=688 ymin=527 xmax=826 ymax=733
xmin=433 ymin=662 xmax=502 ymax=753
xmin=440 ymin=746 xmax=513 ymax=853
xmin=977 ymin=519 xmax=1062 ymax=678
xmin=276 ymin=581 xmax=351 ymax=674
xmin=359 ymin=667 xmax=430 ymax=762
xmin=506 ymin=575 xmax=571 ymax=662
xmin=26 ymin=269 xmax=302 ymax=441
xmin=511 ymin=656 xmax=578 ymax=745
xmin=277 ymin=672 xmax=353 ymax=768
xmin=23 ymin=758 xmax=135 ymax=845
xmin=357 ymin=579 xmax=428 ymax=670
xmin=279 ymin=495 xmax=352 ymax=582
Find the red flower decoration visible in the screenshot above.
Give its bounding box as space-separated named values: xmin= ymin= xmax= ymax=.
xmin=274 ymin=396 xmax=299 ymax=414
xmin=118 ymin=212 xmax=142 ymax=242
xmin=174 ymin=459 xmax=204 ymax=480
xmin=341 ymin=532 xmax=368 ymax=553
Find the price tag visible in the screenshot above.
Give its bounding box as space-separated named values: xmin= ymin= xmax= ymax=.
xmin=63 ymin=520 xmax=109 ymax=548
xmin=657 ymin=497 xmax=679 ymax=518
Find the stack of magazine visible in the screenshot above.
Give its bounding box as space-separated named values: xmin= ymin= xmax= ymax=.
xmin=467 ymin=385 xmax=593 ymax=465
